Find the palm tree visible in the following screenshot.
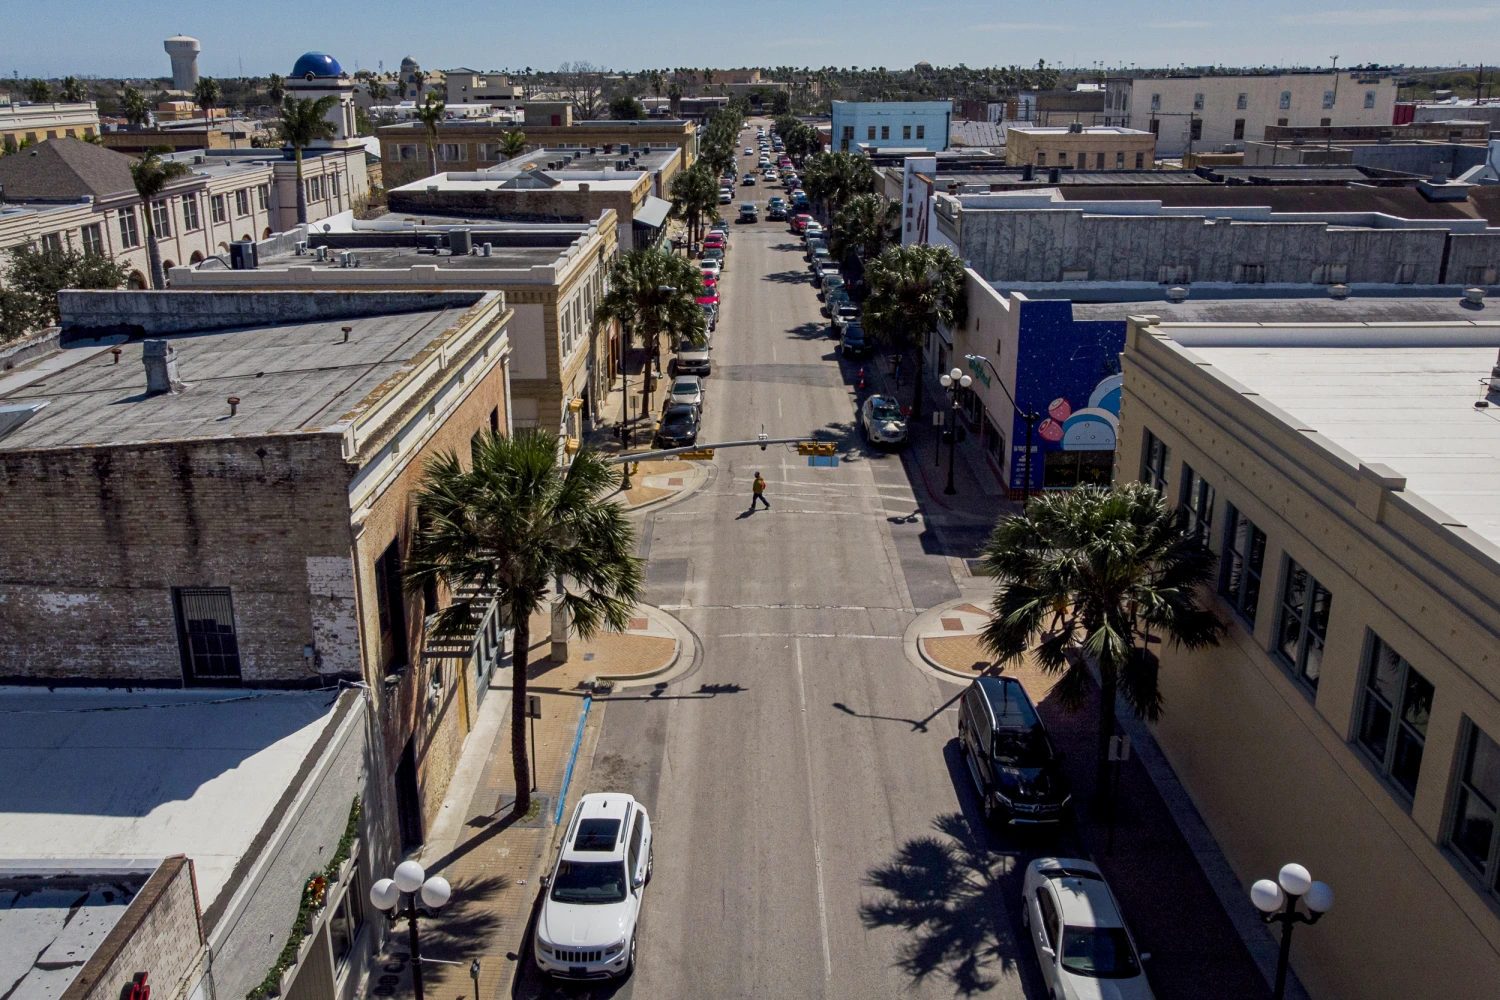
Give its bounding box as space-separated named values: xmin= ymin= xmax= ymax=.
xmin=669 ymin=164 xmax=718 ymax=244
xmin=267 ymin=73 xmax=286 ymax=108
xmin=500 ymin=130 xmax=527 ymax=160
xmin=979 ymin=484 xmax=1225 ymax=798
xmin=60 ymin=77 xmax=87 ymax=103
xmin=277 ymin=96 xmax=339 ymax=224
xmin=122 ymin=86 xmax=151 ymax=127
xmin=415 ymin=94 xmax=446 ymax=176
xmin=411 ymin=69 xmax=427 ymax=101
xmin=129 ymin=148 xmax=192 ymax=290
xmin=595 ymin=248 xmax=707 ymax=416
xmin=667 ymin=82 xmax=683 ymax=117
xmin=404 ymin=429 xmax=642 ymax=817
xmin=193 ymin=77 xmax=221 ymax=150
xmin=831 ymin=193 xmax=900 ymax=264
xmin=860 ymin=243 xmax=967 ymax=418
xmin=801 ymin=151 xmax=875 ymax=220
xmin=23 ymin=79 xmax=50 ymax=103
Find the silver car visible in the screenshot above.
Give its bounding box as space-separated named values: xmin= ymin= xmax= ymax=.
xmin=1021 ymin=858 xmax=1154 ymax=1000
xmin=860 ymin=394 xmax=908 ymax=447
xmin=669 ymin=375 xmax=704 ymax=409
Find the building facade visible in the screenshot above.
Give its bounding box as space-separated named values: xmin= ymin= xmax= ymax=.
xmin=1004 ymin=124 xmax=1156 ymax=170
xmin=0 ymin=99 xmax=99 ymax=147
xmin=831 ymin=100 xmax=952 ymax=153
xmin=1104 ymin=72 xmax=1400 ymax=157
xmin=1116 ymin=311 xmax=1500 ymax=1000
xmin=444 ymin=68 xmax=522 ymax=107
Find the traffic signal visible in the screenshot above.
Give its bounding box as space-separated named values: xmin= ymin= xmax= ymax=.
xmin=796 ymin=441 xmax=837 ymax=456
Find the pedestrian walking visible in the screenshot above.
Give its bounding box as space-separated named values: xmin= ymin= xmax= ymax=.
xmin=749 ymin=471 xmax=770 ymax=510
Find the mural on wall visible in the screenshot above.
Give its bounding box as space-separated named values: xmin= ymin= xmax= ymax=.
xmin=1011 ymin=301 xmax=1126 ymax=490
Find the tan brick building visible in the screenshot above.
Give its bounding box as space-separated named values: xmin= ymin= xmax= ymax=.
xmin=1005 ymin=124 xmax=1157 ymax=171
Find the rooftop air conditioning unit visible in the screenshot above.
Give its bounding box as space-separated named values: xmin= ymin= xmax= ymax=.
xmin=315 ymin=245 xmax=328 ymax=261
xmin=1068 ymin=122 xmax=1084 ymax=133
xmin=294 ymin=240 xmax=309 ymax=255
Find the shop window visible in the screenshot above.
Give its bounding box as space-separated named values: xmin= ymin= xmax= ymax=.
xmin=328 ymin=871 xmax=366 ymax=973
xmin=1220 ymin=504 xmax=1265 ymax=626
xmin=1275 ymin=559 xmax=1331 ymax=691
xmin=1043 ymin=450 xmax=1113 ymax=489
xmin=1356 ymin=634 xmax=1433 ymax=802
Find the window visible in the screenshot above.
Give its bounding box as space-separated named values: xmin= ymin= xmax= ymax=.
xmin=1236 ymin=93 xmax=1248 ymax=110
xmin=172 ymin=587 xmax=242 ymax=684
xmin=1095 ymin=152 xmax=1104 ymax=169
xmin=1320 ymin=118 xmax=1331 ymax=127
xmin=1193 ymin=92 xmax=1204 ymax=110
xmin=1465 ymin=266 xmax=1498 ymax=285
xmin=1451 ymin=723 xmax=1500 ymax=890
xmin=1233 ymin=119 xmax=1245 ymax=140
xmin=1116 ymin=151 xmax=1125 ymax=168
xmin=330 ymin=172 xmax=340 ymax=198
xmin=842 ymin=126 xmax=854 ymax=140
xmin=1220 ymin=504 xmax=1266 ymax=625
xmin=1235 ymin=263 xmax=1267 ymax=284
xmin=1057 ymin=151 xmax=1068 ymax=166
xmin=39 ymin=232 xmax=62 ymax=253
xmin=1312 ymin=264 xmax=1349 ymax=284
xmin=399 ymin=143 xmax=420 ymax=161
xmin=1135 ymin=152 xmax=1145 ymax=169
xmin=210 ymin=193 xmax=226 ymax=224
xmin=328 ymin=872 xmax=366 ymax=973
xmin=867 ymin=125 xmax=876 ymax=140
xmin=235 ymin=189 xmax=249 ymax=216
xmin=181 ymin=194 xmax=200 ymax=231
xmin=373 ymin=539 xmax=409 ymax=669
xmin=1276 ymin=560 xmax=1331 ymax=690
xmin=1190 ymin=119 xmax=1202 ymax=140
xmin=1140 ymin=429 xmax=1169 ymax=492
xmin=1149 ymin=93 xmax=1161 ymax=112
xmin=151 ymin=200 xmax=172 ymax=237
xmin=308 ymin=176 xmax=323 ymax=201
xmin=1364 ymin=90 xmax=1377 ymax=109
xmin=916 ymin=125 xmax=925 ymax=139
xmin=80 ymin=223 xmax=103 ymax=256
xmin=1037 ymin=151 xmax=1046 ymax=166
xmin=1036 ymin=888 xmax=1061 ymax=952
xmin=627 ymin=815 xmax=644 ymax=880
xmin=437 ymin=143 xmax=463 ymax=161
xmin=257 ymin=184 xmax=269 ymax=209
xmin=1277 ymin=117 xmax=1288 ymax=127
xmin=1179 ymin=463 xmax=1215 ymax=537
xmin=1323 ymin=90 xmax=1336 ymax=109
xmin=1148 ymin=118 xmax=1160 ymax=137
xmin=118 ymin=207 xmax=140 ymax=248
xmin=1356 ymin=634 xmax=1433 ymax=801
xmin=1279 ymin=91 xmax=1291 ymax=110
xmin=1157 ymin=264 xmax=1191 ymax=284
xmin=903 ymin=125 xmax=912 ymax=140
xmin=881 ymin=125 xmax=890 ymax=140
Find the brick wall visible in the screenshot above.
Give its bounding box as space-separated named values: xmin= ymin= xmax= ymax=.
xmin=0 ymin=436 xmax=355 ymax=685
xmin=66 ymin=858 xmax=206 ymax=1000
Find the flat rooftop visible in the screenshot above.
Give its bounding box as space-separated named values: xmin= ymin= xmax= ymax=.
xmin=2 ymin=871 xmax=152 ymax=1000
xmin=1007 ymin=125 xmax=1152 ymax=135
xmin=0 ymin=295 xmax=488 ymax=451
xmin=493 ymin=147 xmax=678 ymax=173
xmin=0 ymin=687 xmax=345 ymax=908
xmin=392 ymin=169 xmax=642 ymax=194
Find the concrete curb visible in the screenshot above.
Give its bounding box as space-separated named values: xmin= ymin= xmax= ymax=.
xmin=591 ymin=603 xmax=697 ymax=688
xmin=610 ymin=459 xmax=714 ymax=515
xmin=902 ymin=597 xmax=994 ymax=683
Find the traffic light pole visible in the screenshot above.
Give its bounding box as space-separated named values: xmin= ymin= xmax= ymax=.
xmin=606 ymin=435 xmax=823 ymax=464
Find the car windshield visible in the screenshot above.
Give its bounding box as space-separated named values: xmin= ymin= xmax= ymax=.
xmin=1060 ymin=927 xmax=1141 ymax=979
xmin=550 ymin=861 xmax=628 ymax=905
xmin=872 ymin=401 xmax=902 ymax=421
xmin=844 ymin=327 xmax=864 ymax=342
xmin=672 ymin=380 xmax=698 ymax=394
xmin=993 ymin=725 xmax=1054 ymax=767
xmin=679 ymin=339 xmax=704 ymax=352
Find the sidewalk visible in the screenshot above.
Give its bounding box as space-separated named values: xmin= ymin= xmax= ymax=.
xmin=904 ymin=598 xmax=1308 ymax=1000
xmin=366 ymin=604 xmax=682 ymax=1000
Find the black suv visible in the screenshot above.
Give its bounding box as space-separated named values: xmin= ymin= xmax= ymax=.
xmin=655 ymin=404 xmax=700 ymax=448
xmin=957 ymin=676 xmax=1070 ymax=826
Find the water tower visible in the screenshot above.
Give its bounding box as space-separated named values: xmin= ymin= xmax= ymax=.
xmin=164 ymin=35 xmax=200 ymax=91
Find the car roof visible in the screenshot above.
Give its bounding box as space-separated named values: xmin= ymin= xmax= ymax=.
xmin=975 ymin=675 xmax=1041 ymax=730
xmin=1036 ymin=862 xmax=1122 ymax=930
xmin=562 ymin=792 xmax=637 ymax=862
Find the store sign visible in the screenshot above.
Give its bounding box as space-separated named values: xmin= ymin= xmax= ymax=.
xmin=966 ymin=357 xmax=991 ymax=387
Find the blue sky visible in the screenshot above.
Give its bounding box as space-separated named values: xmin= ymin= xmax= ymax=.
xmin=3 ymin=0 xmax=1491 ymax=79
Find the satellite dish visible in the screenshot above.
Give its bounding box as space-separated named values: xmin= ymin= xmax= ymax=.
xmin=323 ymin=223 xmax=332 ymax=232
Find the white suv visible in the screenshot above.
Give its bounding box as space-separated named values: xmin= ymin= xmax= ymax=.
xmin=1021 ymin=858 xmax=1154 ymax=999
xmin=535 ymin=793 xmax=653 ymax=981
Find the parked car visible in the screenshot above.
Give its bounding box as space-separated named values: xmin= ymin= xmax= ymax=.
xmin=744 ymin=147 xmax=754 ymax=155
xmin=699 ymin=302 xmax=717 ymax=331
xmin=860 ymin=394 xmax=908 ymax=447
xmin=534 ymin=792 xmax=653 ymax=981
xmin=656 ymin=403 xmax=701 ymax=447
xmin=809 ymin=248 xmax=833 ymax=273
xmin=958 ymin=675 xmax=1071 ymax=825
xmin=700 ymin=258 xmax=723 ymax=279
xmin=790 ymin=213 xmax=814 ymax=234
xmin=839 ymin=319 xmax=871 ymax=359
xmin=718 ymin=187 xmax=733 ymax=204
xmin=803 ymin=222 xmax=824 ymax=243
xmin=674 ymin=336 xmax=711 ymax=376
xmin=668 ymin=375 xmax=705 ymax=409
xmin=829 ymin=298 xmax=859 ymax=334
xmin=819 ymin=274 xmax=844 ymax=301
xmin=1021 ymin=859 xmax=1154 ymax=1000
xmin=791 ymin=191 xmax=810 ymax=210
xmin=805 ymin=237 xmax=828 ymax=260
xmin=702 ymin=247 xmax=725 ymax=267
xmin=738 ymin=202 xmax=759 ymax=223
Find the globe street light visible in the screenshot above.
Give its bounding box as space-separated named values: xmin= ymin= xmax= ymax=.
xmin=1251 ymin=863 xmax=1333 ymax=1000
xmin=938 ymin=368 xmax=972 ymax=496
xmin=370 ymin=860 xmax=452 ymax=1000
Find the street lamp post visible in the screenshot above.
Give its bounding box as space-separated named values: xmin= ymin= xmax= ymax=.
xmin=938 ymin=368 xmax=972 ymax=496
xmin=964 ymin=354 xmax=1040 ymax=504
xmin=1251 ymin=863 xmax=1333 ymax=1000
xmin=370 ymin=860 xmax=452 ymax=1000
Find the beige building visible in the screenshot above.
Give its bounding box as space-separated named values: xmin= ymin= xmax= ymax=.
xmin=0 ymin=99 xmax=99 ymax=147
xmin=1117 ymin=305 xmax=1500 ymax=999
xmin=444 ymin=68 xmax=522 ymax=107
xmin=1104 ymin=71 xmax=1400 ymax=157
xmin=1004 ymin=124 xmax=1157 ymax=170
xmin=171 ymin=209 xmax=619 ymax=451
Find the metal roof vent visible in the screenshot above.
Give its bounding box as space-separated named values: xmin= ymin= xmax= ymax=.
xmin=1166 ymin=285 xmax=1189 ymax=303
xmin=1329 ymin=283 xmax=1351 ymax=300
xmin=142 ymin=340 xmax=186 ymax=395
xmin=1465 ymin=286 xmax=1486 ymax=306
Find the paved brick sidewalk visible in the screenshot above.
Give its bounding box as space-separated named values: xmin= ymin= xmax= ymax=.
xmin=366 ymin=607 xmax=679 ymax=1000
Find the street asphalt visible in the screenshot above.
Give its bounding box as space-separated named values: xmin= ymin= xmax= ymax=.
xmin=515 ymin=119 xmax=1052 ymax=1000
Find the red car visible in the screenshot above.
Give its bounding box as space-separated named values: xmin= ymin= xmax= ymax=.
xmin=699 ymin=275 xmax=717 ymax=293
xmin=790 ymin=213 xmax=814 ymax=234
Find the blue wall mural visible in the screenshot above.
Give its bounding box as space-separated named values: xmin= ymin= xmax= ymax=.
xmin=1009 ymin=300 xmax=1126 ymax=491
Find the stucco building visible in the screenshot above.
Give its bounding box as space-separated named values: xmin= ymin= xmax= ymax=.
xmin=0 ymin=98 xmax=99 ymax=147
xmin=831 ymin=100 xmax=952 ymax=153
xmin=1004 ymin=124 xmax=1157 ymax=171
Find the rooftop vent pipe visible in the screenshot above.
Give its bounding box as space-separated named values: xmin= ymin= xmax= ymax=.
xmin=1466 ymin=286 xmax=1486 ymax=306
xmin=1329 ymin=283 xmax=1351 ymax=300
xmin=1166 ymin=285 xmax=1189 ymax=303
xmin=1048 ymin=167 xmax=1061 ymax=183
xmin=227 ymin=396 xmax=240 ymax=416
xmin=1022 ymin=164 xmax=1034 ymax=181
xmin=142 ymin=340 xmax=185 ymax=395
xmin=342 ymin=326 xmax=352 ymax=343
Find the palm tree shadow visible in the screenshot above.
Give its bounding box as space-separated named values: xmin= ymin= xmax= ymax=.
xmin=413 ymin=874 xmax=510 ymax=960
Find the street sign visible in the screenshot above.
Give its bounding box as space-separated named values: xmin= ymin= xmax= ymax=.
xmin=527 ymin=695 xmax=542 ymax=719
xmin=678 ymin=448 xmax=715 ymax=460
xmin=808 ymin=455 xmax=839 ymax=467
xmin=1108 ymin=734 xmax=1131 ymax=761
xmin=932 ymin=410 xmax=946 ymax=426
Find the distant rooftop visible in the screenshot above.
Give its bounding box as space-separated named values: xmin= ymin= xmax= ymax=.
xmin=1007 ymin=125 xmax=1152 ymax=136
xmin=390 ymin=168 xmax=642 ymax=195
xmin=491 ymin=146 xmax=678 ymax=173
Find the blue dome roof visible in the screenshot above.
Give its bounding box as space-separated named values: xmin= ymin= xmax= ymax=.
xmin=292 ymin=52 xmax=342 ymax=80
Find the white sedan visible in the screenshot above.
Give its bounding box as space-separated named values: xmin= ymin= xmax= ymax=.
xmin=1021 ymin=858 xmax=1154 ymax=999
xmin=535 ymin=793 xmax=653 ymax=981
xmin=668 ymin=375 xmax=705 ymax=409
